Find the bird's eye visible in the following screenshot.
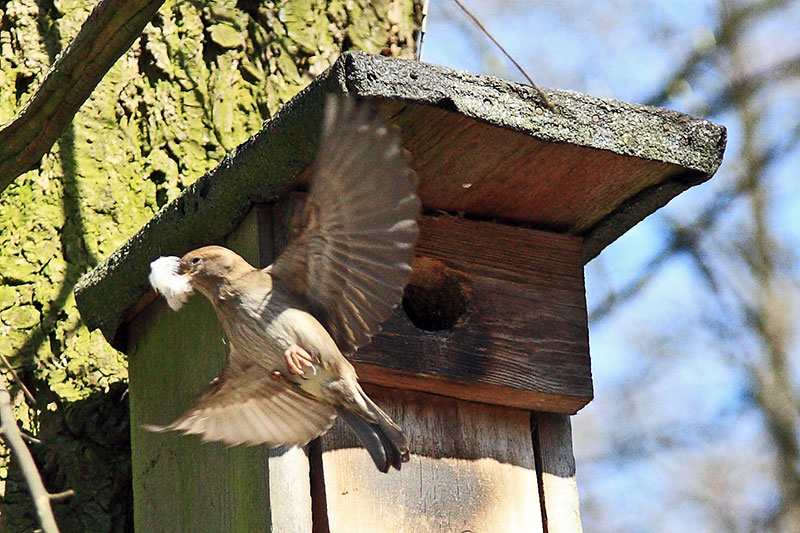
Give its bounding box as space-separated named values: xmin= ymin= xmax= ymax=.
xmin=191 ymin=257 xmax=201 ymax=265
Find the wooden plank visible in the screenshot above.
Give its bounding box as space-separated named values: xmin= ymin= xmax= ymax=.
xmin=534 ymin=413 xmax=583 ymax=533
xmin=127 ymin=205 xmax=313 ymax=532
xmin=314 ymin=386 xmax=543 ymax=533
xmin=353 ymin=214 xmax=592 ymax=413
xmin=387 ymin=102 xmax=686 ymax=235
xmin=268 ymin=199 xmax=591 ymax=413
xmin=268 ymin=197 xmax=591 ymax=412
xmin=259 ymin=202 xmax=315 ymax=533
xmin=268 ymin=446 xmax=314 ymax=533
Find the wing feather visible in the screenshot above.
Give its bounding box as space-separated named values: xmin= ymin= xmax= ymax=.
xmin=270 ymin=95 xmax=420 ymax=354
xmin=148 ymin=362 xmax=337 ymax=448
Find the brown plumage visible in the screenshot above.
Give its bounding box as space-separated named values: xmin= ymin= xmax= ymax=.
xmin=147 ymin=96 xmax=419 ymax=472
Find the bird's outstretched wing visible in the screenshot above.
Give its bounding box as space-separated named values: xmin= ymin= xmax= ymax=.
xmin=269 ymin=95 xmax=420 ymax=355
xmin=146 ymin=355 xmax=337 ymax=447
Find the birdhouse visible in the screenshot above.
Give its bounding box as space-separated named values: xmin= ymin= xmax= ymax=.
xmin=75 ymin=52 xmax=726 ymax=532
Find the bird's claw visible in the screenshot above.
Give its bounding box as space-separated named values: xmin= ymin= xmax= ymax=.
xmin=284 ymin=344 xmax=316 ymax=379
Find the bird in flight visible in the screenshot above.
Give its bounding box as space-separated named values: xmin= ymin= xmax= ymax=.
xmin=147 ymin=95 xmax=420 ymax=472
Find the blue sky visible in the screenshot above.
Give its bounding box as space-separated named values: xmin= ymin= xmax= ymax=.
xmin=420 ymin=1 xmax=800 ymax=529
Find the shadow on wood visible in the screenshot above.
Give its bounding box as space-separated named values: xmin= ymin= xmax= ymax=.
xmin=313 ymin=385 xmax=543 ymax=533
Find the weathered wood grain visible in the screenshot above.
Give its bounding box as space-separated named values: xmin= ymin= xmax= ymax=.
xmin=353 ymin=214 xmax=592 ymax=413
xmin=268 ymin=446 xmax=314 ymax=533
xmin=315 ymin=386 xmax=543 ymax=533
xmin=388 ymin=103 xmax=686 ymax=236
xmin=127 ymin=206 xmax=313 ymax=532
xmin=261 ymin=196 xmax=591 ymax=412
xmin=534 ymin=413 xmax=583 ymax=533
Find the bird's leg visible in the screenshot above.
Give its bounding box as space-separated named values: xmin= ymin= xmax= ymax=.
xmin=284 ymin=344 xmax=316 ymax=378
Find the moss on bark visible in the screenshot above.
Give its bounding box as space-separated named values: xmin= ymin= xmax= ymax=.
xmin=0 ymin=0 xmax=420 ymax=529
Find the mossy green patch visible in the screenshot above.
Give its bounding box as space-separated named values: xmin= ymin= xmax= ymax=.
xmin=0 ymin=285 xmax=19 ymax=309
xmin=209 ymin=23 xmax=242 ymax=49
xmin=0 ymin=0 xmax=420 ymax=528
xmin=0 ymin=305 xmax=40 ymax=329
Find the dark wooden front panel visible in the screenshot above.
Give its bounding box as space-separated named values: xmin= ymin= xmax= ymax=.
xmin=353 ymin=215 xmax=592 ymax=414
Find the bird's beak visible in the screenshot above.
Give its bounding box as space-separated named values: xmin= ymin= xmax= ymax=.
xmin=176 ymin=257 xmax=195 ymax=280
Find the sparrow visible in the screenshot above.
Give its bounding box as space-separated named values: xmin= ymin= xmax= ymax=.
xmin=147 ymin=96 xmax=420 ymax=472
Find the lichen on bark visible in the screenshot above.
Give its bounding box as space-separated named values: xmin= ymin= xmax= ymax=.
xmin=0 ymin=0 xmax=420 ymax=529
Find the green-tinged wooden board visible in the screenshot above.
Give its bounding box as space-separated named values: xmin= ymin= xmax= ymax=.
xmin=127 ymin=206 xmax=313 ymax=532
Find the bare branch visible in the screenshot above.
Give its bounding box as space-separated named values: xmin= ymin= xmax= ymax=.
xmin=0 ymin=374 xmax=69 ymax=533
xmin=0 ymin=0 xmax=165 ymax=194
xmin=0 ymin=352 xmax=36 ymax=404
xmin=417 ymin=0 xmax=431 ymax=60
xmin=645 ymin=0 xmax=793 ymax=107
xmin=589 ymin=250 xmax=667 ymax=323
xmin=704 ymin=55 xmax=800 ymax=115
xmin=49 ymin=490 xmax=76 ymax=502
xmin=449 ymin=0 xmax=555 ymax=112
xmin=589 ymin=194 xmax=733 ymax=324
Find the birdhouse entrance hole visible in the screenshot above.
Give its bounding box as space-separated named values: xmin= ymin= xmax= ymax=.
xmin=402 ymin=257 xmax=469 ymax=331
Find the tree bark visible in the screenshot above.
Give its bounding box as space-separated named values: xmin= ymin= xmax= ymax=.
xmin=0 ymin=0 xmax=165 ymax=193
xmin=0 ymin=1 xmax=420 ymax=530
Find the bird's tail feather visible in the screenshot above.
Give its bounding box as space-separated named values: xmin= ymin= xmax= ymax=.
xmin=336 ymin=394 xmax=409 ymax=473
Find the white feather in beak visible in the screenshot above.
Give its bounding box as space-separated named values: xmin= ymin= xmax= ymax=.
xmin=149 ymin=256 xmax=194 ymax=310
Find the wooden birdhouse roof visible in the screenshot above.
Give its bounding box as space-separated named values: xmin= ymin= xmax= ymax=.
xmin=75 ymin=51 xmax=726 ymax=349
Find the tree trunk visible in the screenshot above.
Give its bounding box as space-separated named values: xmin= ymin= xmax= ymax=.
xmin=0 ymin=1 xmax=420 ymax=530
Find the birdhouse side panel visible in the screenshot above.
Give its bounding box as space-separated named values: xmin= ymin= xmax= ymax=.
xmin=316 ymin=386 xmax=545 ymax=533
xmin=535 ymin=412 xmax=584 ymax=532
xmin=129 ymin=296 xmax=273 ymax=532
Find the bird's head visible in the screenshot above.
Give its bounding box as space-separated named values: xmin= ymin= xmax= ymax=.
xmin=177 ymin=246 xmax=253 ymax=294
xmin=150 ymin=246 xmax=255 ymax=310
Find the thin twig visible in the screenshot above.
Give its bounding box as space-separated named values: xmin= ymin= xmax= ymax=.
xmin=0 ymin=374 xmax=66 ymax=533
xmin=417 ymin=0 xmax=431 ymax=60
xmin=49 ymin=490 xmax=76 ymax=502
xmin=21 ymin=432 xmax=42 ymax=445
xmin=0 ymin=352 xmax=36 ymax=404
xmin=450 ymin=0 xmax=555 ymax=112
